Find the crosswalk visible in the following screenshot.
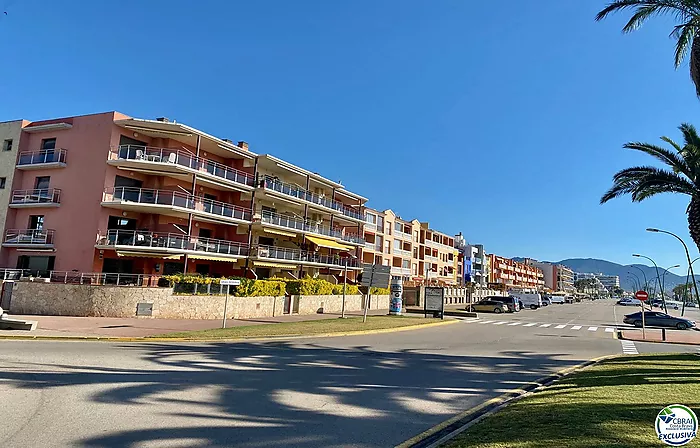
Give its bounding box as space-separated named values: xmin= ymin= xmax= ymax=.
xmin=621 ymin=340 xmax=638 ymax=354
xmin=459 ymin=318 xmax=616 ymax=334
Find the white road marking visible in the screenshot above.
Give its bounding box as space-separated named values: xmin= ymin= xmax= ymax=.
xmin=554 ymin=324 xmax=566 ymax=329
xmin=605 ymin=327 xmax=615 ymax=333
xmin=571 ymin=325 xmax=582 ymax=330
xmin=492 ymin=321 xmax=508 ymax=325
xmin=588 ymin=327 xmax=598 ymax=332
xmin=523 ymin=323 xmax=538 ymax=327
xmin=507 ymin=322 xmax=521 ymax=326
xmin=478 ymin=320 xmax=494 ymax=324
xmin=621 ymin=340 xmax=638 ymax=355
xmin=539 ymin=324 xmax=551 ymax=328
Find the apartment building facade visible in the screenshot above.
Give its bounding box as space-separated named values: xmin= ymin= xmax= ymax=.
xmin=574 ymin=272 xmax=619 ymax=292
xmin=528 ymin=260 xmax=575 ymax=293
xmin=487 ymin=254 xmax=544 ymax=290
xmin=0 ymin=112 xmax=366 ymax=281
xmin=454 ymin=233 xmax=487 ymax=288
xmin=420 ymin=223 xmax=458 ymax=285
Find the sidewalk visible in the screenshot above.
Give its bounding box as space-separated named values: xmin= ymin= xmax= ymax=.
xmin=620 ymin=328 xmax=700 ymax=345
xmin=0 ymin=310 xmax=392 ymax=338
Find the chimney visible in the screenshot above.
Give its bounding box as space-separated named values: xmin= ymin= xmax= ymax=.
xmin=238 ymin=141 xmax=249 ymax=151
xmin=222 ymin=138 xmax=232 ymax=143
xmin=156 ymin=117 xmax=170 ymax=123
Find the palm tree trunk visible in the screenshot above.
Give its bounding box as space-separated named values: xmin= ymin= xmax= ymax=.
xmin=691 ymin=37 xmax=700 ymax=98
xmin=688 ymin=196 xmax=700 ymax=252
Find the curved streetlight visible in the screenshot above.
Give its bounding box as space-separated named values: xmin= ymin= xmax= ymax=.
xmin=632 ymin=254 xmax=663 ymax=300
xmin=681 ymin=256 xmax=700 ymax=316
xmin=629 ymin=264 xmax=649 ymax=291
xmin=627 ymin=272 xmax=640 ymax=292
xmin=659 ymin=264 xmax=680 ymax=313
xmin=647 ymin=228 xmax=700 ymax=309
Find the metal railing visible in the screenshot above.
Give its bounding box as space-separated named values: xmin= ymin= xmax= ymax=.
xmin=364 ymin=241 xmax=382 ymax=251
xmin=260 ymin=210 xmax=365 ymax=244
xmin=0 ymin=268 xmax=159 ymax=286
xmin=112 ymin=145 xmax=255 ymax=188
xmin=98 ymin=229 xmax=249 ymax=257
xmin=103 ymin=187 xmax=252 ymax=222
xmin=17 ymin=149 xmax=67 ymax=166
xmin=254 ymin=245 xmax=360 ymax=267
xmin=11 ymin=188 xmax=61 ymax=205
xmin=4 ymin=229 xmax=55 ymax=245
xmin=261 ymin=176 xmax=363 ymax=220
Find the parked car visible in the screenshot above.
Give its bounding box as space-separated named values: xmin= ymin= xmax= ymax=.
xmin=684 ymin=301 xmax=698 ymax=308
xmin=549 ymin=295 xmax=565 ymax=304
xmin=564 ymin=296 xmax=575 ymax=304
xmin=541 ymin=297 xmax=551 ymax=306
xmin=623 ymin=311 xmax=696 ymax=330
xmin=473 ymin=300 xmax=509 ymax=314
xmin=651 ymin=299 xmax=680 ymax=310
xmin=510 ymin=292 xmax=543 ymax=310
xmin=486 ymin=296 xmax=521 ymax=312
xmin=617 ymin=298 xmax=642 ymax=306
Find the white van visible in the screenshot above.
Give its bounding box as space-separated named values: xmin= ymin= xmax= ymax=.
xmin=509 ymin=291 xmax=543 ymax=310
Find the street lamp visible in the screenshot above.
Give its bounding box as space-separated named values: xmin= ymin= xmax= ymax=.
xmin=629 ymin=264 xmax=649 ymax=291
xmin=681 ymin=256 xmax=700 ymax=316
xmin=659 ymin=264 xmax=680 ymax=313
xmin=647 ymin=228 xmax=700 ymax=309
xmin=632 ymin=254 xmax=663 ymax=300
xmin=627 ymin=272 xmax=640 ymax=292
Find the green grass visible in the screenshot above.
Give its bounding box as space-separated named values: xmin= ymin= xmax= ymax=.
xmin=153 ymin=315 xmax=435 ymax=339
xmin=447 ymin=353 xmax=700 ymax=448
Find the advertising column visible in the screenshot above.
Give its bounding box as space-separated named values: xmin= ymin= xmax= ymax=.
xmin=390 ymin=277 xmax=403 ymax=315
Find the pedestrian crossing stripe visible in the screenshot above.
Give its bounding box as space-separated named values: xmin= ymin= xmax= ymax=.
xmin=621 ymin=340 xmax=638 ymax=355
xmin=493 ymin=321 xmax=508 ymax=325
xmin=588 ymin=327 xmax=598 ymax=331
xmin=507 ymin=322 xmax=521 ymax=326
xmin=523 ymin=323 xmax=538 ymax=327
xmin=539 ymin=324 xmax=551 ymax=328
xmin=458 ymin=319 xmax=618 ymax=335
xmin=571 ymin=325 xmax=582 ymax=330
xmin=605 ymin=328 xmax=615 ymax=333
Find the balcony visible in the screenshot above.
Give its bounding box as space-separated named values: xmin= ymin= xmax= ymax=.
xmin=259 ymin=211 xmax=365 ymax=245
xmin=364 ymin=241 xmax=382 ymax=252
xmin=391 ymin=267 xmax=411 ymax=276
xmin=364 ymin=222 xmax=378 ymax=232
xmin=3 ymin=229 xmax=55 ymax=248
xmin=96 ymin=230 xmax=248 ymax=259
xmin=394 ymin=231 xmax=411 ymax=241
xmin=394 ymin=248 xmax=411 ymax=258
xmin=16 ymin=149 xmax=67 ymax=170
xmin=102 ymin=187 xmax=252 ymax=225
xmin=9 ymin=189 xmax=61 ymax=208
xmin=109 ymin=146 xmax=255 ymax=192
xmin=252 ymin=245 xmax=361 ymax=269
xmin=261 ymin=176 xmax=364 ymax=222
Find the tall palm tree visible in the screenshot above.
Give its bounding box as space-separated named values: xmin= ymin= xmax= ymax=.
xmin=596 ymin=1 xmax=700 ymax=97
xmin=600 ymin=123 xmax=700 ymax=251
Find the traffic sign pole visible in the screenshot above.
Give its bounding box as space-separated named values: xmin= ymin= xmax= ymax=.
xmin=220 ymin=279 xmax=241 ymax=329
xmin=223 ymin=284 xmax=230 ymax=329
xmin=363 ymin=268 xmax=374 ymax=323
xmin=635 ymin=290 xmax=649 ymax=340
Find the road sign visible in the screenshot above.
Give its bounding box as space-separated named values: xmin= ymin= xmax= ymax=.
xmin=424 ymin=286 xmax=445 ymax=319
xmin=635 ymin=290 xmax=649 ymax=301
xmin=220 ymin=279 xmax=241 ymax=286
xmin=359 ymin=264 xmax=391 ymax=288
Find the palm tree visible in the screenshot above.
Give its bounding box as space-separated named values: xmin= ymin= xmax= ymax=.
xmin=596 ymin=1 xmax=700 ymax=97
xmin=600 ymin=123 xmax=700 ymax=251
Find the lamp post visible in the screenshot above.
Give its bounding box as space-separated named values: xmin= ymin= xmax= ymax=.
xmin=647 ymin=228 xmax=700 ymax=310
xmin=681 ymin=256 xmax=700 ymax=316
xmin=629 ymin=265 xmax=649 ymax=291
xmin=627 ymin=272 xmax=640 ymax=292
xmin=659 ymin=264 xmax=680 ymax=313
xmin=632 ymin=253 xmax=663 ymax=300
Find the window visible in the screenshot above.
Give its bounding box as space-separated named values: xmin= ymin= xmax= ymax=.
xmin=34 ymin=176 xmax=50 ymax=190
xmin=3 ymin=139 xmax=12 ymax=151
xmin=41 ymin=138 xmax=56 ymax=150
xmin=384 ymin=241 xmax=390 ymax=254
xmin=385 ymin=224 xmax=392 ymax=235
xmin=402 ymin=260 xmax=410 ymax=269
xmin=0 ymin=177 xmax=5 ymax=189
xmin=414 ymin=230 xmax=419 ymax=242
xmin=29 ymin=215 xmax=44 ymax=230
xmin=366 ymin=214 xmax=376 ymax=224
xmin=393 ymin=240 xmax=401 ymax=250
xmin=394 ymin=222 xmax=402 ymax=233
xmin=377 ymin=216 xmax=383 ymax=229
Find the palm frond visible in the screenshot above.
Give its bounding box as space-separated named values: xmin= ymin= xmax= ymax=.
xmin=677 ymin=123 xmax=700 ymax=175
xmin=623 ymin=141 xmax=694 ymax=179
xmin=600 ymin=166 xmax=697 ymax=204
xmin=671 ymin=22 xmax=696 ymax=66
xmin=596 ymin=0 xmax=646 ymax=22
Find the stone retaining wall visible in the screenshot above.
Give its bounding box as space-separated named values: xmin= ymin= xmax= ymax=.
xmin=7 ymin=281 xmax=388 ymax=319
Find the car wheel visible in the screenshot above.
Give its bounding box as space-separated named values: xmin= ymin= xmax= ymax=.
xmin=530 ymin=305 xmax=538 ymax=310
xmin=674 ymin=306 xmax=679 ymax=310
xmin=494 ymin=308 xmax=502 ymax=314
xmin=633 ymin=320 xmax=642 ymax=328
xmin=677 ymin=322 xmax=688 ymax=330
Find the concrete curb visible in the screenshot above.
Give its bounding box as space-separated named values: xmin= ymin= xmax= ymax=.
xmin=617 ymin=332 xmax=700 ymax=346
xmin=0 ymin=318 xmax=458 ymax=343
xmin=395 ymin=354 xmax=620 ymax=448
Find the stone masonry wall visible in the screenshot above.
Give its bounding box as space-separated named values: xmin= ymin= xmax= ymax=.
xmin=8 ymin=282 xmax=388 ymax=319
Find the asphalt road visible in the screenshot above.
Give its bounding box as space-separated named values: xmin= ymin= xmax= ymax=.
xmin=1 ymin=300 xmax=696 ymax=448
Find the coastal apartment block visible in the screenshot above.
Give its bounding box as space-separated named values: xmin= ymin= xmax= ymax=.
xmin=487 ymin=254 xmax=544 ymax=290
xmin=527 ymin=260 xmax=575 ymax=293
xmin=0 ymin=112 xmax=366 ymax=282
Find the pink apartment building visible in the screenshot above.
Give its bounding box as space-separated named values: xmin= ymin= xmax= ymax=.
xmin=0 ymin=112 xmax=367 ymax=282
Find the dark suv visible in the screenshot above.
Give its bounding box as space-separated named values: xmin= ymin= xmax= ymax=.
xmin=485 ymin=296 xmax=520 ymax=312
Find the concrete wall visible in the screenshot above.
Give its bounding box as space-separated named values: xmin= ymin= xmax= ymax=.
xmin=7 ymin=281 xmax=388 ymax=319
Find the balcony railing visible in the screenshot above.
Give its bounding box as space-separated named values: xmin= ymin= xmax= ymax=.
xmin=103 ymin=187 xmax=252 ymax=222
xmin=253 ymin=245 xmax=360 ymax=268
xmin=98 ymin=230 xmax=249 ymax=257
xmin=4 ymin=229 xmax=55 ymax=246
xmin=261 ymin=176 xmax=363 ymax=221
xmin=17 ymin=149 xmax=67 ymax=167
xmin=364 ymin=241 xmax=382 ymax=251
xmin=260 ymin=211 xmax=365 ymax=244
xmin=10 ymin=188 xmax=61 ymax=206
xmin=111 ymin=145 xmax=255 ymax=189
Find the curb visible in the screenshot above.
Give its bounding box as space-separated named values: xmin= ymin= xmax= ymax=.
xmin=0 ymin=318 xmax=458 ymax=343
xmin=395 ymin=354 xmax=619 ymax=448
xmin=618 ymin=333 xmax=700 ymax=346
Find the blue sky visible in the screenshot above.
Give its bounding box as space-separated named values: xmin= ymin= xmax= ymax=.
xmin=1 ymin=0 xmax=699 ymax=272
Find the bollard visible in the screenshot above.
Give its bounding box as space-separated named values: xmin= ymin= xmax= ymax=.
xmin=662 ymin=328 xmax=666 ymax=341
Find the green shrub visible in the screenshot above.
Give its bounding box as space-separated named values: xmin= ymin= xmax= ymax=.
xmin=370 ymin=287 xmax=390 ymax=295
xmin=331 ymin=283 xmax=360 ymax=295
xmin=232 ymin=278 xmax=286 ymax=297
xmin=285 ymin=277 xmax=335 ymax=295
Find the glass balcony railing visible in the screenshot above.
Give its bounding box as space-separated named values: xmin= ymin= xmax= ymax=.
xmin=17 ymin=149 xmax=67 ymax=167
xmin=98 ymin=230 xmax=249 ymax=257
xmin=4 ymin=228 xmax=55 ymax=246
xmin=260 ymin=211 xmax=365 ymax=244
xmin=111 ymin=145 xmax=255 ymax=189
xmin=103 ymin=187 xmax=252 ymax=222
xmin=261 ymin=176 xmax=363 ymax=221
xmin=253 ymin=245 xmax=360 ymax=268
xmin=11 ymin=188 xmax=61 ymax=206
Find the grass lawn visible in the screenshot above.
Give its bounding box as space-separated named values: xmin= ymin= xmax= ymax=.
xmin=153 ymin=315 xmax=438 ymax=339
xmin=447 ymin=353 xmax=700 ymax=448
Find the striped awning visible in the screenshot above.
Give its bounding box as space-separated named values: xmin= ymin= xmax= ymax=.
xmin=188 ymin=254 xmax=241 ymax=262
xmin=305 ymin=235 xmax=352 ymax=251
xmin=117 ymin=251 xmax=182 ymax=260
xmin=263 ymin=228 xmax=297 ymax=237
xmin=254 ymin=261 xmax=298 ymax=269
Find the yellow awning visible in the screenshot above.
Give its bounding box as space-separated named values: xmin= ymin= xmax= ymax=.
xmin=264 ymin=228 xmax=297 ymax=237
xmin=188 ymin=254 xmax=241 ymax=262
xmin=305 ymin=235 xmax=352 ymax=251
xmin=254 ymin=261 xmax=298 ymax=269
xmin=117 ymin=251 xmax=182 ymax=260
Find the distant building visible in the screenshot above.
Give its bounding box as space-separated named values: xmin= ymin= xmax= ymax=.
xmin=455 ymin=233 xmax=487 ymax=288
xmin=574 ymin=272 xmax=620 ymax=292
xmin=525 ymin=260 xmax=574 ymax=293
xmin=488 ymin=254 xmax=544 ymax=290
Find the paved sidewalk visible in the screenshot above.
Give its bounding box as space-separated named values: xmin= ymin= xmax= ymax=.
xmin=620 ymin=328 xmax=700 ymax=345
xmin=0 ymin=310 xmax=392 ymax=338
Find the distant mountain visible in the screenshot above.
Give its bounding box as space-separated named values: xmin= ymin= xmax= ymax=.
xmin=555 ymin=258 xmax=697 ymax=292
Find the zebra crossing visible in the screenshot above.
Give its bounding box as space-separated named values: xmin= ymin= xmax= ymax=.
xmin=459 ymin=317 xmax=616 ymax=335
xmin=621 ymin=340 xmax=638 ymax=354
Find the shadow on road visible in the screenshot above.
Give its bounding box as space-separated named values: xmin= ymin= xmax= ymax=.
xmin=1 ymin=342 xmax=578 ymax=447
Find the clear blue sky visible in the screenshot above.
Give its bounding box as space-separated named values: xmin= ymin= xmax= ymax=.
xmin=1 ymin=0 xmax=698 ymax=272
